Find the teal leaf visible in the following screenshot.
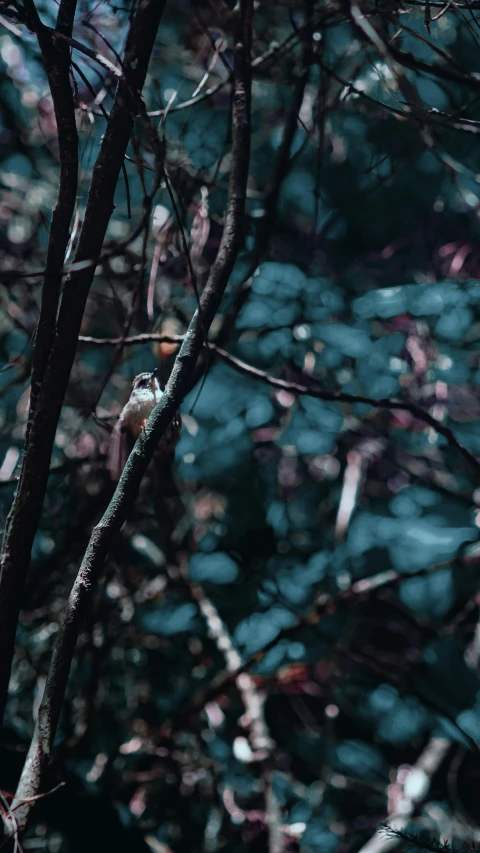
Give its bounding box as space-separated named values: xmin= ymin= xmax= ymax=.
xmin=252 ymin=261 xmax=307 ymax=297
xmin=435 ymin=307 xmax=473 ymax=341
xmin=189 ymin=552 xmax=239 ymax=584
xmin=141 ymin=603 xmax=198 ymax=636
xmin=234 ymin=606 xmax=297 ymax=656
xmin=353 ymin=286 xmax=408 ymax=319
xmin=302 ymin=821 xmax=339 ymax=853
xmin=314 ymin=323 xmax=372 ymax=357
xmin=334 ymin=740 xmax=385 ymax=781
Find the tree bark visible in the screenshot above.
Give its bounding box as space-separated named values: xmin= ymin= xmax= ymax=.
xmin=0 ymin=0 xmax=167 ymax=725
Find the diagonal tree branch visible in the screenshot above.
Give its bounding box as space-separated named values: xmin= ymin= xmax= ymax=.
xmin=0 ymin=0 xmax=168 ymax=725
xmin=2 ymin=0 xmax=253 ymax=837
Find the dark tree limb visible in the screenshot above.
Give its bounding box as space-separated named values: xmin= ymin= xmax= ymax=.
xmin=2 ymin=0 xmax=253 ymax=836
xmin=216 ymin=0 xmax=314 ymax=348
xmin=23 ymin=0 xmax=79 ymax=403
xmin=0 ymin=0 xmax=79 ymax=726
xmin=252 ymin=0 xmax=314 ymax=266
xmin=0 ymin=0 xmax=167 ymax=726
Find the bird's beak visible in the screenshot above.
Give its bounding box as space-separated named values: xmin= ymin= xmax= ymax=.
xmin=151 ymin=368 xmax=158 ymax=388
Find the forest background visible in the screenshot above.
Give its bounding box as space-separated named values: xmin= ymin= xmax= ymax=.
xmin=1 ymin=1 xmax=480 ymax=852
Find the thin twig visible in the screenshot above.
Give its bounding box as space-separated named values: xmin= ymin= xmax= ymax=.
xmin=78 ymin=332 xmax=480 ymax=475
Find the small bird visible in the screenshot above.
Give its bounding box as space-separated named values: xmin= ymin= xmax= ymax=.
xmin=107 ymin=369 xmax=181 ymax=482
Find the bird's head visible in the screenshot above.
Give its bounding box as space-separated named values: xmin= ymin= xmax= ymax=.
xmin=131 ymin=370 xmax=160 ymax=395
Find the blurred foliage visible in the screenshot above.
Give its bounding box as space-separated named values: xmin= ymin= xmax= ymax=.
xmin=2 ymin=0 xmax=480 ymax=852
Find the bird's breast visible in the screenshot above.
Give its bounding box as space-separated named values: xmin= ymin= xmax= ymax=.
xmin=123 ymin=393 xmax=158 ymax=438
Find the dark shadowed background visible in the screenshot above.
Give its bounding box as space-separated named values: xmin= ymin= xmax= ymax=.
xmin=1 ymin=1 xmax=480 ymax=852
